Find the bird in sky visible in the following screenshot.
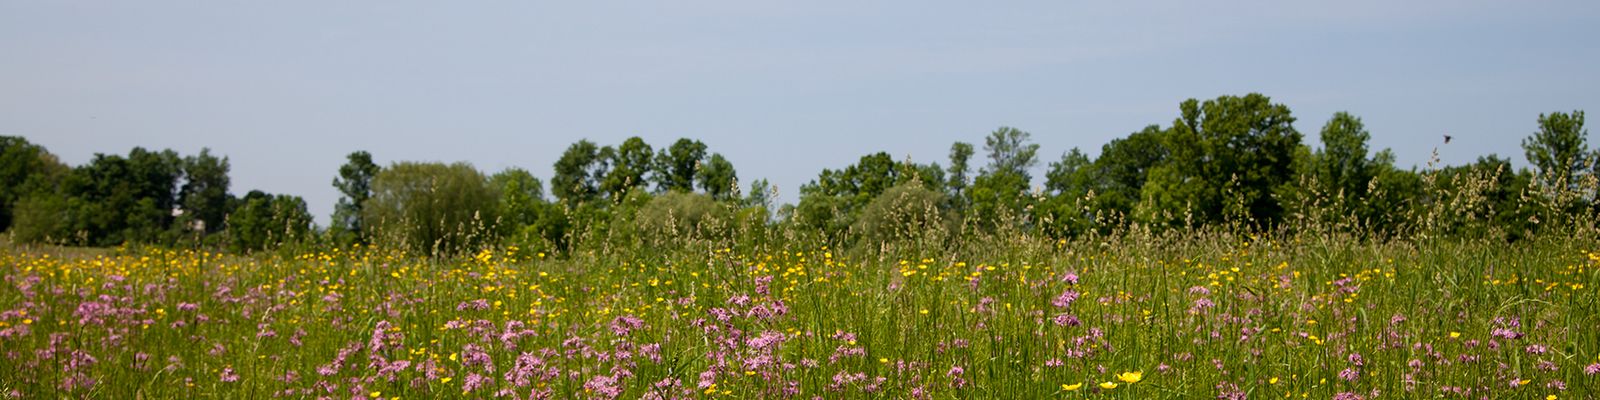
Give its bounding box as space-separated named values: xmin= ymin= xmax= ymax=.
xmin=1444 ymin=134 xmax=1452 ymax=144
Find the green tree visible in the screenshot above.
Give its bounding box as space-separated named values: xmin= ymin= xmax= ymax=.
xmin=226 ymin=190 xmax=312 ymax=253
xmin=1045 ymin=148 xmax=1092 ymax=198
xmin=331 ymin=151 xmax=380 ymax=244
xmin=696 ymin=153 xmax=738 ymax=200
xmin=1039 ymin=148 xmax=1095 ymax=236
xmin=654 ymin=138 xmax=707 ymax=193
xmin=854 ymin=182 xmax=948 ymax=244
xmin=601 ymin=137 xmax=655 ymax=200
xmin=1426 ymin=156 xmax=1536 ymax=240
xmin=1088 ymin=125 xmax=1168 ymax=220
xmin=795 ymin=152 xmax=943 ymax=239
xmin=1282 ymin=112 xmax=1408 ymax=233
xmin=364 ymin=162 xmax=499 ymax=256
xmin=1361 ymin=151 xmax=1421 ymax=236
xmin=0 ymin=136 xmax=67 ymax=232
xmin=10 ymin=191 xmax=68 ymax=243
xmin=17 ymin=147 xmax=184 ymax=246
xmin=633 ymin=191 xmax=731 ymax=247
xmin=946 ymin=142 xmax=974 ymax=210
xmin=1137 ymin=94 xmax=1301 ymax=228
xmin=1523 ymin=110 xmax=1590 ymax=189
xmin=1315 ymin=112 xmax=1374 ymax=199
xmin=744 ymin=178 xmax=774 ymax=210
xmin=179 ymin=148 xmax=232 ymax=234
xmin=969 ymin=127 xmax=1040 ymax=229
xmin=968 ymin=169 xmax=1033 ymax=230
xmin=486 ymin=167 xmax=571 ymax=253
xmin=552 ymin=140 xmax=604 ymax=205
xmin=982 ymin=126 xmax=1041 ymax=181
xmin=489 ymin=167 xmax=546 ymax=229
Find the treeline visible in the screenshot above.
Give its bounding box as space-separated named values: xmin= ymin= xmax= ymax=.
xmin=0 ymin=140 xmax=313 ymax=252
xmin=1 ymin=93 xmax=1592 ymax=256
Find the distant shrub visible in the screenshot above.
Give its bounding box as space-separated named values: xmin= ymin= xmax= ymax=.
xmin=853 ymin=183 xmax=949 ymax=244
xmin=364 ymin=162 xmax=499 ymax=256
xmin=634 ymin=191 xmax=731 ymax=247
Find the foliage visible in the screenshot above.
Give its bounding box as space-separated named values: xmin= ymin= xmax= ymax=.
xmin=331 ymin=151 xmax=380 ymax=244
xmin=853 ymin=182 xmax=949 ymax=244
xmin=946 ymin=141 xmax=975 ymax=210
xmin=1081 ymin=125 xmax=1168 ymax=223
xmin=178 ymin=148 xmax=232 ymax=234
xmin=0 ymin=136 xmax=68 ymax=232
xmin=225 ymin=190 xmax=313 ymax=253
xmin=552 ymin=140 xmax=604 ymax=206
xmin=633 ymin=191 xmax=731 ymax=247
xmin=601 ymin=137 xmax=655 ymax=200
xmin=796 ymin=152 xmax=944 ymax=241
xmin=489 ymin=167 xmax=546 ymax=230
xmin=364 ymin=161 xmax=499 ymax=256
xmin=654 ymin=138 xmax=707 ymax=193
xmin=1039 ymin=148 xmax=1096 ymax=237
xmin=968 ymin=126 xmax=1042 ymax=230
xmin=1 ymin=95 xmax=1594 ymax=256
xmin=696 ymin=153 xmax=738 ymax=200
xmin=1137 ymin=93 xmax=1301 ymax=229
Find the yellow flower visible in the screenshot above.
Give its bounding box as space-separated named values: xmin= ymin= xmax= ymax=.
xmin=1449 ymin=332 xmax=1461 ymax=339
xmin=440 ymin=377 xmax=452 ymax=384
xmin=1061 ymin=383 xmax=1082 ymax=391
xmin=1116 ymin=371 xmax=1143 ymax=384
xmin=368 ymin=392 xmax=380 ymax=398
xmin=1269 ymin=377 xmax=1279 ymax=384
xmin=1546 ymin=395 xmax=1557 ymax=400
xmin=1099 ymin=381 xmax=1118 ymax=390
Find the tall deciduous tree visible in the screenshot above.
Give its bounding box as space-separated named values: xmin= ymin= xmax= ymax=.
xmin=654 ymin=138 xmax=707 ymax=193
xmin=602 ymin=137 xmax=654 ymax=199
xmin=970 ymin=127 xmax=1040 ymax=228
xmin=1523 ymin=110 xmax=1590 ymax=189
xmin=179 ymin=148 xmax=231 ymax=234
xmin=489 ymin=167 xmax=546 ymax=229
xmin=332 ymin=151 xmax=380 ymax=244
xmin=696 ymin=153 xmax=738 ymax=200
xmin=1090 ymin=125 xmax=1168 ymax=218
xmin=226 ymin=190 xmax=312 ymax=253
xmin=0 ymin=136 xmax=67 ymax=232
xmin=1315 ymin=112 xmax=1374 ymax=200
xmin=982 ymin=126 xmax=1040 ymax=181
xmin=1045 ymin=148 xmax=1092 ymax=197
xmin=552 ymin=140 xmax=603 ymax=205
xmin=1138 ymin=93 xmax=1301 ymax=228
xmin=946 ymin=142 xmax=974 ymax=209
xmin=1039 ymin=147 xmax=1095 ymax=236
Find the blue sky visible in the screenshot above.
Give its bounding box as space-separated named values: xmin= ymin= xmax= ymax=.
xmin=3 ymin=1 xmax=1597 ymax=225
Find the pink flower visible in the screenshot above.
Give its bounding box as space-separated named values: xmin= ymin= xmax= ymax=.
xmin=1339 ymin=367 xmax=1359 ymax=382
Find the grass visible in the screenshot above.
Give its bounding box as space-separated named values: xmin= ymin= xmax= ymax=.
xmin=1 ymin=233 xmax=1597 ymax=399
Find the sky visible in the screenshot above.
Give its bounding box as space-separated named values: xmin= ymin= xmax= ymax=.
xmin=3 ymin=1 xmax=1598 ymax=226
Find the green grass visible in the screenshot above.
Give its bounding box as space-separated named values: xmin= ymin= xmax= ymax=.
xmin=1 ymin=234 xmax=1597 ymax=399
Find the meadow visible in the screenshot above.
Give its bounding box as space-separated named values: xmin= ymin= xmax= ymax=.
xmin=2 ymin=232 xmax=1597 ymax=399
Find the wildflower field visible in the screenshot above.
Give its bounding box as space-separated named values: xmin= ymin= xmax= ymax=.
xmin=2 ymin=235 xmax=1599 ymax=399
